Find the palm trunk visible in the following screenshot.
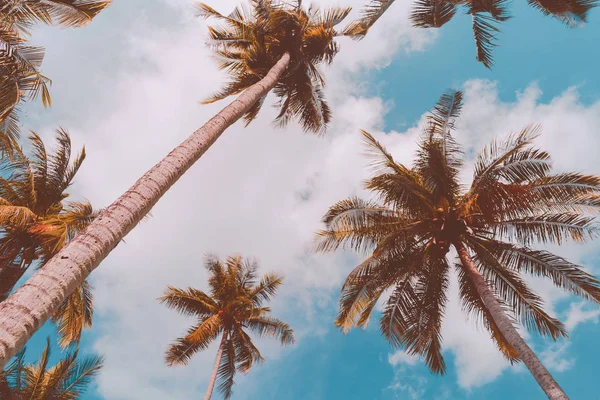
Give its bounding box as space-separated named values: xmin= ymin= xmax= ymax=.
xmin=454 ymin=241 xmax=568 ymax=400
xmin=0 ymin=52 xmax=291 ymax=367
xmin=204 ymin=333 xmax=228 ymax=400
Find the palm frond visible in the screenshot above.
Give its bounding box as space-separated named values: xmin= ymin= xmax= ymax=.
xmin=492 ymin=241 xmax=600 ymax=303
xmin=466 ymin=237 xmax=567 ymax=339
xmin=51 ymin=280 xmax=94 ymax=348
xmin=245 ymin=316 xmax=294 ymax=345
xmin=165 ymin=316 xmax=223 ymax=366
xmin=493 ymin=213 xmax=598 ymax=245
xmin=527 ymin=0 xmax=596 ymax=26
xmin=217 ymin=334 xmax=236 ymax=399
xmin=456 ymin=264 xmax=520 ymax=362
xmin=411 ymin=0 xmax=457 ymax=28
xmin=158 ymin=286 xmax=218 ymax=317
xmin=341 ymin=0 xmax=396 ymax=39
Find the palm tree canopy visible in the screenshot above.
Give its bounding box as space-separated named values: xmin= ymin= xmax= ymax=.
xmin=160 ymin=255 xmax=294 ymax=399
xmin=198 ymin=0 xmax=354 ymax=133
xmin=1 ymin=0 xmax=112 ymax=33
xmin=0 ymin=0 xmax=111 ymax=155
xmin=0 ymin=337 xmax=103 ymax=399
xmin=344 ymin=0 xmax=597 ymax=67
xmin=315 ymin=90 xmax=600 ymax=374
xmin=0 ymin=129 xmax=97 ymax=348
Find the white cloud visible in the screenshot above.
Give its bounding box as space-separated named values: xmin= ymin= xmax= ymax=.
xmin=25 ymin=0 xmax=600 ymax=398
xmin=564 ymin=302 xmax=600 ymax=331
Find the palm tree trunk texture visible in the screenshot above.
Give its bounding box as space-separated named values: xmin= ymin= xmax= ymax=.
xmin=0 ymin=52 xmax=291 ymax=368
xmin=454 ymin=241 xmax=569 ymax=400
xmin=204 ymin=333 xmax=228 ymax=400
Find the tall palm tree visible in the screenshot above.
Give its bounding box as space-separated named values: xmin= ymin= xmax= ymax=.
xmin=344 ymin=0 xmax=597 ymax=67
xmin=315 ymin=90 xmax=600 ymax=400
xmin=0 ymin=0 xmax=112 ymax=155
xmin=160 ymin=255 xmax=294 ymax=400
xmin=0 ymin=0 xmax=355 ymax=367
xmin=0 ymin=337 xmax=103 ymax=399
xmin=0 ymin=129 xmax=97 ymax=348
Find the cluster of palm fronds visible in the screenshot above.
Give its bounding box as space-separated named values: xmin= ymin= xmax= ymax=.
xmin=160 ymin=255 xmax=294 ymax=399
xmin=0 ymin=337 xmax=103 ymax=399
xmin=198 ymin=0 xmax=355 ymax=133
xmin=346 ymin=0 xmax=597 ymax=67
xmin=316 ymin=89 xmax=600 ymax=376
xmin=0 ymin=0 xmax=111 ymax=155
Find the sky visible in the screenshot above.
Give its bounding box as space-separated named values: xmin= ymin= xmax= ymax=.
xmin=10 ymin=0 xmax=600 ymax=399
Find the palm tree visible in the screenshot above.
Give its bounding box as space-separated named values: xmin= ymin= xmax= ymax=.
xmin=0 ymin=337 xmax=103 ymax=399
xmin=315 ymin=90 xmax=600 ymax=400
xmin=344 ymin=0 xmax=597 ymax=67
xmin=0 ymin=129 xmax=97 ymax=348
xmin=0 ymin=0 xmax=355 ymax=367
xmin=160 ymin=255 xmax=294 ymax=400
xmin=0 ymin=0 xmax=112 ymax=155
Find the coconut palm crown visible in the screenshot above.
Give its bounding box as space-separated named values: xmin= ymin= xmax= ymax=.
xmin=344 ymin=0 xmax=597 ymax=68
xmin=0 ymin=337 xmax=103 ymax=399
xmin=316 ymin=90 xmax=600 ymax=376
xmin=160 ymin=255 xmax=294 ymax=399
xmin=0 ymin=129 xmax=97 ymax=348
xmin=199 ymin=0 xmax=354 ymax=133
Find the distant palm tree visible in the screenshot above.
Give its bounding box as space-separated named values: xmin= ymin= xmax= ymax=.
xmin=0 ymin=337 xmax=103 ymax=399
xmin=0 ymin=0 xmax=354 ymax=367
xmin=316 ymin=90 xmax=600 ymax=400
xmin=0 ymin=0 xmax=112 ymax=155
xmin=0 ymin=129 xmax=97 ymax=348
xmin=160 ymin=255 xmax=294 ymax=400
xmin=344 ymin=0 xmax=597 ymax=67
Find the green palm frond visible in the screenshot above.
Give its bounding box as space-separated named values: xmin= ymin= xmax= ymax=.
xmin=199 ymin=0 xmax=351 ymax=133
xmin=341 ymin=0 xmax=396 ymax=39
xmin=0 ymin=337 xmax=102 ymax=398
xmin=493 ymin=213 xmax=598 ymax=245
xmin=466 ymin=237 xmax=567 ymax=339
xmin=456 ymin=264 xmax=520 ymax=362
xmin=318 ymin=89 xmax=600 ymax=376
xmin=527 ymin=0 xmax=596 ymax=26
xmin=159 ymin=286 xmax=219 ymax=317
xmin=245 ymin=316 xmax=295 ymax=345
xmin=411 ymin=0 xmax=457 ymax=28
xmin=51 ymin=280 xmax=94 ymax=348
xmin=217 ymin=335 xmax=236 ymax=399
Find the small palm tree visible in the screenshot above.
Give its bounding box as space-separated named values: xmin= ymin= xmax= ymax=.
xmin=0 ymin=0 xmax=354 ymax=366
xmin=316 ymin=90 xmax=600 ymax=400
xmin=160 ymin=255 xmax=294 ymax=400
xmin=0 ymin=337 xmax=103 ymax=399
xmin=0 ymin=0 xmax=111 ymax=155
xmin=0 ymin=129 xmax=97 ymax=348
xmin=345 ymin=0 xmax=597 ymax=67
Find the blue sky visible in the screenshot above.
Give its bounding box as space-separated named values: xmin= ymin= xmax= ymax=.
xmin=13 ymin=0 xmax=600 ymax=399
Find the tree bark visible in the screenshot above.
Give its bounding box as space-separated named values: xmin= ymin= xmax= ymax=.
xmin=0 ymin=52 xmax=291 ymax=367
xmin=454 ymin=240 xmax=569 ymax=400
xmin=204 ymin=333 xmax=228 ymax=400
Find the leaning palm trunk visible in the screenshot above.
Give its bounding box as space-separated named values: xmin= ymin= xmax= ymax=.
xmin=0 ymin=53 xmax=291 ymax=367
xmin=204 ymin=333 xmax=228 ymax=400
xmin=455 ymin=241 xmax=569 ymax=400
